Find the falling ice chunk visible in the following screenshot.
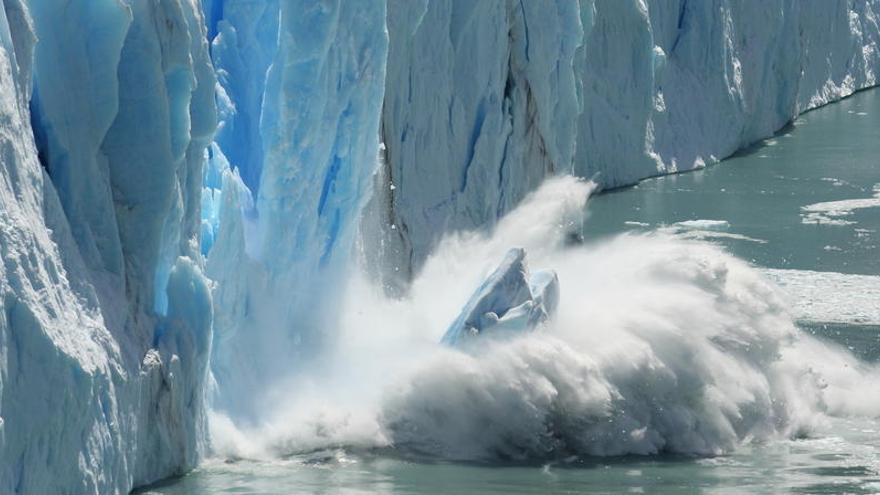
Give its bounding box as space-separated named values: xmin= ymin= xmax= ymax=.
xmin=441 ymin=248 xmax=559 ymax=347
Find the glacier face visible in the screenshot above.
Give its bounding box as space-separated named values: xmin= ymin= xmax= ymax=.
xmin=203 ymin=0 xmax=388 ymax=417
xmin=1 ymin=0 xmax=880 ymax=492
xmin=1 ymin=0 xmax=215 ymax=492
xmin=202 ymin=0 xmax=278 ymax=194
xmin=372 ymin=0 xmax=880 ymax=280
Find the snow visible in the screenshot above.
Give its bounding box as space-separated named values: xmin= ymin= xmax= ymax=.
xmin=441 ymin=248 xmax=559 ymax=347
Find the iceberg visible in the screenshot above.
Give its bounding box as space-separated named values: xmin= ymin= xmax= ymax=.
xmin=441 ymin=248 xmax=559 ymax=347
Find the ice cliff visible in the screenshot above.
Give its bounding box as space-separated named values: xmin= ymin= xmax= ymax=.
xmin=202 ymin=0 xmax=388 ymax=417
xmin=371 ymin=0 xmax=880 ymax=282
xmin=2 ymin=0 xmax=880 ymax=493
xmin=1 ymin=0 xmax=214 ymax=492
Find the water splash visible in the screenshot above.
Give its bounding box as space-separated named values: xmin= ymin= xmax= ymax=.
xmin=210 ymin=176 xmax=880 ymax=462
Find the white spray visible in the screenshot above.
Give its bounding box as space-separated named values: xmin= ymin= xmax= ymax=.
xmin=210 ymin=176 xmax=880 ymax=461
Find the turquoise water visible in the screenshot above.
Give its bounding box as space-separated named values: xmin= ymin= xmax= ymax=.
xmin=145 ymin=90 xmax=880 ymax=494
xmin=145 ymin=430 xmax=880 ymax=494
xmin=586 ymin=89 xmax=880 ymax=276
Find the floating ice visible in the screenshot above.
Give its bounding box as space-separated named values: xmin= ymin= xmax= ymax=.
xmin=801 ymin=184 xmax=880 ymax=226
xmin=674 ymin=219 xmax=731 ymax=231
xmin=624 ymin=221 xmax=651 ymax=227
xmin=761 ymin=269 xmax=880 ymax=326
xmin=659 ymin=220 xmax=766 ymax=244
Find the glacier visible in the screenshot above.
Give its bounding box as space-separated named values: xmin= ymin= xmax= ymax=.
xmin=203 ymin=0 xmax=388 ymax=418
xmin=0 ymin=0 xmax=879 ymax=493
xmin=370 ymin=0 xmax=880 ymax=282
xmin=1 ymin=0 xmax=215 ymax=492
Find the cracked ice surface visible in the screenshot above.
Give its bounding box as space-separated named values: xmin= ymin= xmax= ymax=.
xmin=1 ymin=0 xmax=215 ymax=492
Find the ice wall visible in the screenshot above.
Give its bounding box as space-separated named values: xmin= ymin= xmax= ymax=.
xmin=205 ymin=0 xmax=388 ymax=417
xmin=373 ymin=0 xmax=880 ymax=280
xmin=202 ymin=0 xmax=278 ymax=193
xmin=1 ymin=0 xmax=215 ymax=492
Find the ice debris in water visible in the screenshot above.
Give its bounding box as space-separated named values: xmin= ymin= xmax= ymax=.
xmin=441 ymin=248 xmax=559 ymax=347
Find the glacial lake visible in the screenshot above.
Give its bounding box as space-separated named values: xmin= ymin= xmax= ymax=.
xmin=143 ymin=89 xmax=880 ymax=494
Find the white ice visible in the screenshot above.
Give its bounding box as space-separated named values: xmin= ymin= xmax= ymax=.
xmin=801 ymin=184 xmax=880 ymax=226
xmin=440 ymin=247 xmax=559 ymax=347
